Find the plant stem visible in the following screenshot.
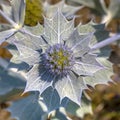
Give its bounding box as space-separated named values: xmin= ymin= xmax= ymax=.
xmin=91 ymin=34 xmax=120 ymax=51
xmin=0 ymin=9 xmax=17 ymax=27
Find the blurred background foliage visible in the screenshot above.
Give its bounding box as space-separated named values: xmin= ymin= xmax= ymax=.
xmin=0 ymin=0 xmax=120 ymax=120
xmin=24 ymin=0 xmax=43 ymax=26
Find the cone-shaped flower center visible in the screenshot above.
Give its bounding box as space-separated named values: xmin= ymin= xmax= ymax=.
xmin=43 ymin=44 xmax=74 ymax=76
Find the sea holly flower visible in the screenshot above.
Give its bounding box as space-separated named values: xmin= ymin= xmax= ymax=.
xmin=12 ymin=9 xmax=105 ymax=105
xmin=44 ymin=0 xmax=82 ymax=19
xmin=0 ymin=0 xmax=25 ymax=44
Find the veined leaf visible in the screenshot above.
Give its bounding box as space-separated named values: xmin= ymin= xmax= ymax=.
xmin=44 ymin=9 xmax=74 ymax=44
xmin=0 ymin=66 xmax=26 ymax=102
xmin=1 ymin=0 xmax=26 ymax=25
xmin=44 ymin=0 xmax=81 ymax=19
xmin=8 ymin=92 xmax=46 ymax=120
xmin=13 ymin=43 xmax=41 ymax=66
xmin=8 ymin=88 xmax=61 ymax=120
xmin=84 ymin=58 xmax=113 ymax=87
xmin=0 ymin=0 xmax=26 ymax=44
xmin=41 ymin=87 xmax=60 ymax=112
xmin=54 ymin=72 xmax=87 ymax=105
xmin=24 ymin=23 xmax=43 ymax=36
xmin=77 ymin=21 xmax=110 ymax=57
xmin=10 ymin=9 xmax=112 ymax=107
xmin=0 ymin=29 xmax=16 ymax=45
xmin=10 ymin=0 xmax=26 ymax=25
xmin=0 ymin=2 xmax=12 ymax=19
xmin=0 ymin=24 xmax=11 ymax=32
xmin=8 ymin=32 xmax=46 ymax=51
xmin=6 ymin=44 xmax=29 ymax=71
xmin=61 ymin=93 xmax=92 ymax=118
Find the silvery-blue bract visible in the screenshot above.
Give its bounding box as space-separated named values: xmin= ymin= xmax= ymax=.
xmin=0 ymin=0 xmax=25 ymax=44
xmin=12 ymin=9 xmax=108 ymax=105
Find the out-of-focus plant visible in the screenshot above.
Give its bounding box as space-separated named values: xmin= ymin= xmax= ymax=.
xmin=66 ymin=0 xmax=120 ymax=32
xmin=0 ymin=0 xmax=25 ymax=44
xmin=66 ymin=0 xmax=120 ymax=22
xmin=82 ymin=82 xmax=120 ymax=120
xmin=0 ymin=0 xmax=120 ymax=120
xmin=24 ymin=0 xmax=43 ymax=26
xmin=0 ymin=42 xmax=12 ymax=59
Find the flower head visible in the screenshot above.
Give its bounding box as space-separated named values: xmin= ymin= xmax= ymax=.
xmin=12 ymin=9 xmax=107 ymax=105
xmin=42 ymin=43 xmax=74 ymax=76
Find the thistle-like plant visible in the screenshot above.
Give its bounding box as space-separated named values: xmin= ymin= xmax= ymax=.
xmin=66 ymin=0 xmax=120 ymax=25
xmin=9 ymin=8 xmax=112 ymax=106
xmin=0 ymin=0 xmax=81 ymax=45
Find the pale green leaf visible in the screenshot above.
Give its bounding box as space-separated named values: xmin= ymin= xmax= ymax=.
xmin=44 ymin=0 xmax=81 ymax=19
xmin=84 ymin=58 xmax=113 ymax=87
xmin=24 ymin=24 xmax=43 ymax=36
xmin=0 ymin=0 xmax=25 ymax=44
xmin=72 ymin=61 xmax=103 ymax=76
xmin=0 ymin=24 xmax=11 ymax=32
xmin=66 ymin=28 xmax=103 ymax=76
xmin=8 ymin=92 xmax=46 ymax=120
xmin=13 ymin=43 xmax=41 ymax=65
xmin=24 ymin=64 xmax=53 ymax=94
xmin=44 ymin=8 xmax=74 ymax=45
xmin=0 ymin=3 xmax=12 ymax=19
xmin=7 ymin=44 xmax=29 ymax=71
xmin=55 ymin=72 xmax=87 ymax=105
xmin=7 ymin=44 xmax=21 ymax=64
xmin=0 ymin=29 xmax=16 ymax=44
xmin=8 ymin=32 xmax=47 ymax=51
xmin=66 ymin=30 xmax=91 ymax=57
xmin=61 ymin=93 xmax=92 ymax=118
xmin=0 ymin=66 xmax=26 ymax=102
xmin=77 ymin=22 xmax=110 ymax=57
xmin=41 ymin=87 xmax=61 ymax=112
xmin=10 ymin=0 xmax=26 ymax=25
xmin=8 ymin=89 xmax=61 ymax=120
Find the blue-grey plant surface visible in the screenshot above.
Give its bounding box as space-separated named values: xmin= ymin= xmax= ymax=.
xmin=9 ymin=9 xmax=112 ymax=106
xmin=0 ymin=0 xmax=115 ymax=120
